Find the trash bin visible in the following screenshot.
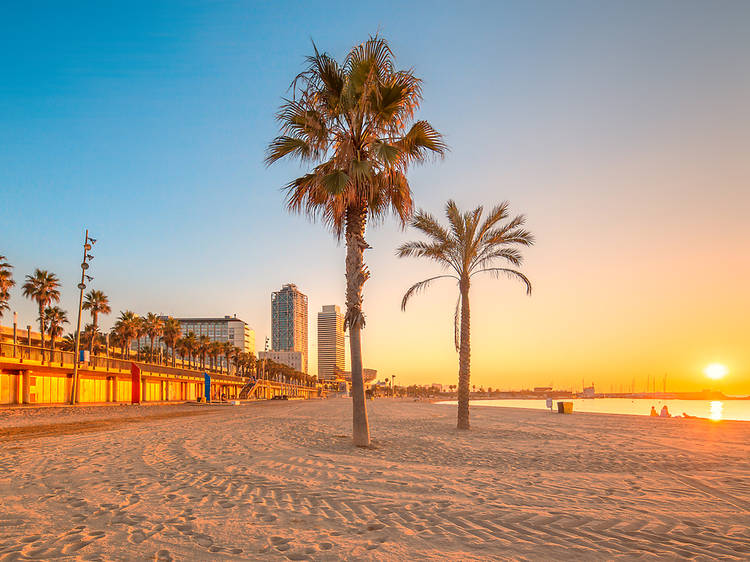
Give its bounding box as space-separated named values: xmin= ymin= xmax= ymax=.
xmin=557 ymin=401 xmax=573 ymax=414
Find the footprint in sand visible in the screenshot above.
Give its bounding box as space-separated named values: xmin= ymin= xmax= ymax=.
xmin=318 ymin=542 xmax=333 ymax=551
xmin=367 ymin=523 xmax=385 ymax=531
xmin=129 ymin=529 xmax=147 ymax=544
xmin=155 ymin=549 xmax=173 ymax=562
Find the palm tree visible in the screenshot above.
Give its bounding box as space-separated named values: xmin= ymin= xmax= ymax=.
xmin=208 ymin=341 xmax=221 ymax=372
xmin=44 ymin=306 xmax=69 ymax=354
xmin=114 ymin=311 xmax=140 ymax=360
xmin=0 ymin=255 xmax=15 ymax=320
xmin=143 ymin=313 xmax=164 ymax=362
xmin=222 ymin=342 xmax=237 ymax=375
xmin=398 ymin=200 xmax=533 ymax=430
xmin=162 ymin=317 xmax=181 ymax=367
xmin=266 ymin=37 xmax=446 ymax=446
xmin=82 ymin=290 xmax=111 ymax=356
xmin=180 ymin=332 xmax=198 ymax=368
xmin=197 ymin=335 xmax=211 ymax=370
xmin=22 ymin=269 xmax=61 ymax=362
xmin=60 ymin=333 xmax=77 ymax=352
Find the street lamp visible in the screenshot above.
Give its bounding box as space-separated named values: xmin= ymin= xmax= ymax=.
xmin=70 ymin=229 xmax=96 ymax=405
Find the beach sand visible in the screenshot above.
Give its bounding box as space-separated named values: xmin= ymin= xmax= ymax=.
xmin=0 ymin=399 xmax=748 ymax=560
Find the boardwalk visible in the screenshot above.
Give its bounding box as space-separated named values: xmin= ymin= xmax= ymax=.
xmin=0 ymin=400 xmax=749 ymax=560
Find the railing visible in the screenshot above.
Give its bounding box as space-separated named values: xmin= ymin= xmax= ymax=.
xmin=0 ymin=341 xmax=246 ymax=382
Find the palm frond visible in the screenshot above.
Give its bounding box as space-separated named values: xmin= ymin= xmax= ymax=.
xmin=265 ymin=136 xmax=314 ymax=165
xmin=396 ymin=121 xmax=447 ymax=165
xmin=400 ymin=275 xmax=457 ymax=311
xmin=472 ymin=267 xmax=532 ymax=295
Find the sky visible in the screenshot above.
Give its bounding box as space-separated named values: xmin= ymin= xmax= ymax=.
xmin=1 ymin=1 xmax=748 ymax=393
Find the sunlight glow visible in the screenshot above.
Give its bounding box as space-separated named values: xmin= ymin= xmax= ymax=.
xmin=709 ymin=401 xmax=723 ymax=421
xmin=704 ymin=363 xmax=728 ymax=380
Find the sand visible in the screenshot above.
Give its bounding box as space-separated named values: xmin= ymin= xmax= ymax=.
xmin=0 ymin=399 xmax=749 ymax=560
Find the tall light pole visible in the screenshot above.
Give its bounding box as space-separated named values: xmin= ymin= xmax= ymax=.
xmin=71 ymin=229 xmax=96 ymax=405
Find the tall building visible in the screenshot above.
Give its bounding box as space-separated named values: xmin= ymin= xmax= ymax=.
xmin=317 ymin=305 xmax=345 ymax=381
xmin=271 ymin=284 xmax=308 ymax=373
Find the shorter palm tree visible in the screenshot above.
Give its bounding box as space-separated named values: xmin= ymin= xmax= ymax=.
xmin=44 ymin=306 xmax=69 ymax=354
xmin=398 ymin=200 xmax=533 ymax=430
xmin=162 ymin=317 xmax=181 ymax=366
xmin=197 ymin=335 xmax=210 ymax=370
xmin=209 ymin=341 xmax=222 ymax=372
xmin=143 ymin=313 xmax=164 ymax=362
xmin=82 ymin=290 xmax=111 ymax=356
xmin=0 ymin=255 xmax=15 ymax=320
xmin=22 ymin=269 xmax=61 ymax=362
xmin=114 ymin=311 xmax=140 ymax=360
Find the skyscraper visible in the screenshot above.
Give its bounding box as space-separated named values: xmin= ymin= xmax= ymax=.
xmin=317 ymin=305 xmax=345 ymax=380
xmin=271 ymin=283 xmax=308 ymax=373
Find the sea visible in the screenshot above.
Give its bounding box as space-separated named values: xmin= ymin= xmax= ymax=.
xmin=436 ymin=398 xmax=750 ymax=422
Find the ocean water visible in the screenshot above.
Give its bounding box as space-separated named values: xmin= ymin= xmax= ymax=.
xmin=436 ymin=398 xmax=750 ymax=422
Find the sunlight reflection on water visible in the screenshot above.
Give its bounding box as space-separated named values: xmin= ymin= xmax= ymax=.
xmin=710 ymin=401 xmax=723 ymax=421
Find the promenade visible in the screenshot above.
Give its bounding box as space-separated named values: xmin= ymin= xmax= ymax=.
xmin=1 ymin=400 xmax=749 ymax=560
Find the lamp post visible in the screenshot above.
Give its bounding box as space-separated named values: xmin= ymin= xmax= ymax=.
xmin=12 ymin=311 xmax=17 ymax=357
xmin=70 ymin=229 xmax=96 ymax=405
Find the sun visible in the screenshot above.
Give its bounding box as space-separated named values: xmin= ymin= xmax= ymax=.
xmin=704 ymin=363 xmax=728 ymax=380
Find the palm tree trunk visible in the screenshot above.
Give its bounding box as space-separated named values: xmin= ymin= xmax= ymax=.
xmin=150 ymin=337 xmax=155 ymax=362
xmin=345 ymin=206 xmax=371 ymax=447
xmin=457 ymin=280 xmax=471 ymax=430
xmin=90 ymin=313 xmax=98 ymax=357
xmin=38 ymin=303 xmax=46 ymax=363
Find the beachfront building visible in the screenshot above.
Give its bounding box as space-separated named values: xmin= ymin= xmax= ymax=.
xmin=317 ymin=305 xmax=345 ymax=381
xmin=132 ymin=315 xmax=256 ymax=369
xmin=340 ymin=368 xmax=378 ymax=384
xmin=175 ymin=316 xmax=255 ymax=355
xmin=257 ymin=350 xmax=304 ymax=373
xmin=271 ymin=284 xmax=308 ymax=373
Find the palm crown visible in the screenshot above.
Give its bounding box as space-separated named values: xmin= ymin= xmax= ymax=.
xmin=266 ymin=36 xmax=446 ymax=236
xmin=22 ymin=269 xmax=61 ymax=358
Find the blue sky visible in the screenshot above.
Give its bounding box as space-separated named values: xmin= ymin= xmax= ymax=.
xmin=2 ymin=1 xmax=749 ymax=389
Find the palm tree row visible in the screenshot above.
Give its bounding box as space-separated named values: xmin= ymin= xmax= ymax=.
xmin=1 ymin=267 xmax=254 ymax=378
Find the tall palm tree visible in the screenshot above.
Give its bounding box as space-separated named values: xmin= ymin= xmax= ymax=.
xmin=22 ymin=269 xmax=61 ymax=362
xmin=44 ymin=306 xmax=69 ymax=353
xmin=114 ymin=311 xmax=140 ymax=360
xmin=266 ymin=37 xmax=446 ymax=446
xmin=143 ymin=313 xmax=164 ymax=362
xmin=0 ymin=255 xmax=15 ymax=320
xmin=398 ymin=200 xmax=534 ymax=430
xmin=162 ymin=317 xmax=181 ymax=367
xmin=82 ymin=289 xmax=111 ymax=356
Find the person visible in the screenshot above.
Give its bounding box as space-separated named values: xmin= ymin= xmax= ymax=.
xmin=546 ymin=397 xmax=553 ymax=411
xmin=660 ymin=405 xmax=671 ymax=418
xmin=650 ymin=406 xmax=658 ymax=417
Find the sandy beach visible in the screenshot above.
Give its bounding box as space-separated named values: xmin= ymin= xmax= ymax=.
xmin=1 ymin=399 xmax=749 ymax=560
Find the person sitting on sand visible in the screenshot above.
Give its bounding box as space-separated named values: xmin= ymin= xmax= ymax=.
xmin=660 ymin=405 xmax=671 ymax=418
xmin=650 ymin=406 xmax=658 ymax=417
